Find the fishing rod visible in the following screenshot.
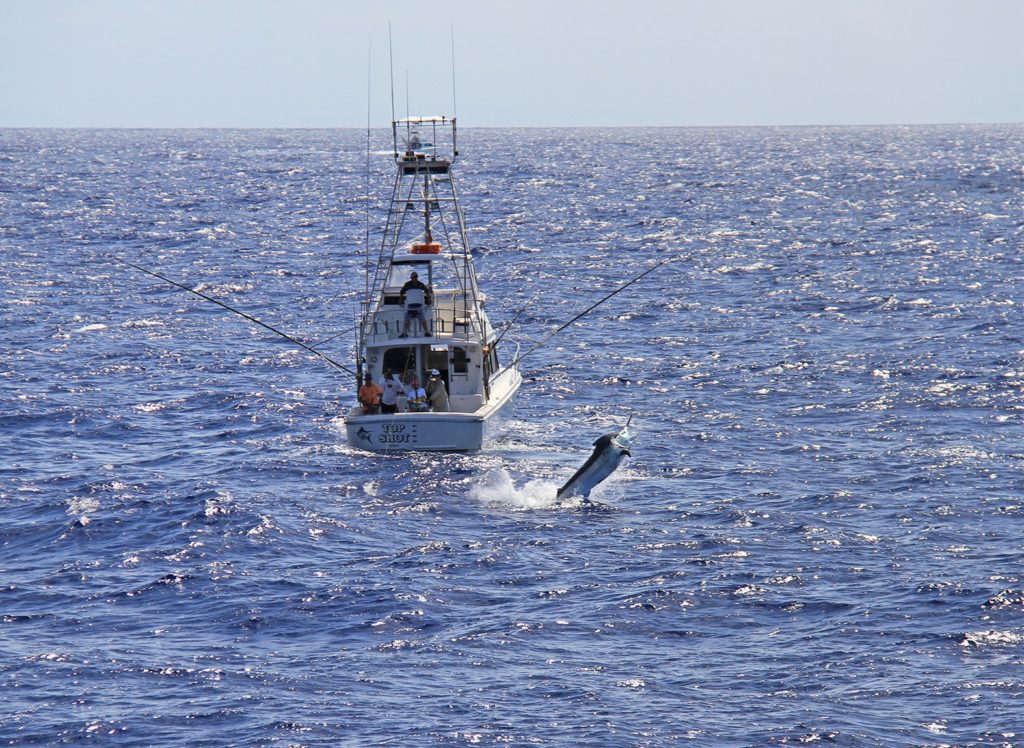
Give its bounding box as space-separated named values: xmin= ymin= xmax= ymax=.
xmin=505 ymin=254 xmax=685 ymax=372
xmin=116 ymin=258 xmax=357 ymax=379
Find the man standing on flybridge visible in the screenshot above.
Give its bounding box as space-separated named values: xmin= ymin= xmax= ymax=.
xmin=399 ymin=272 xmax=433 ymax=338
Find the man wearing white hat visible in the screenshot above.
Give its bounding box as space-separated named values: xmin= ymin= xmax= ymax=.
xmin=425 ymin=369 xmax=449 ymax=412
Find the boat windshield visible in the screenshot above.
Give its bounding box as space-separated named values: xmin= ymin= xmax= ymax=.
xmin=385 ymin=261 xmax=431 ymax=291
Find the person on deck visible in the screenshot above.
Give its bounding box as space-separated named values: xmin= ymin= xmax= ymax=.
xmin=379 ymin=368 xmax=403 ymax=414
xmin=426 ymin=369 xmax=449 ymax=412
xmin=358 ymin=374 xmax=382 ymax=415
xmin=399 ymin=272 xmax=433 ymax=338
xmin=405 ymin=376 xmax=428 ymax=412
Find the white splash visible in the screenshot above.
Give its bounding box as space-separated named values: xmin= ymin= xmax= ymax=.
xmin=470 ymin=468 xmax=560 ymax=511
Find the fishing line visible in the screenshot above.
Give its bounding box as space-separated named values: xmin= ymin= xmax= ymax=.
xmin=489 ymin=302 xmax=531 ymax=352
xmin=306 ymin=320 xmax=358 ymax=349
xmin=116 ymin=257 xmax=357 ymax=379
xmin=506 ymin=254 xmax=686 ymax=371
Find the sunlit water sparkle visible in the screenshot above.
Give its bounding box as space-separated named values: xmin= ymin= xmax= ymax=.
xmin=1 ymin=125 xmax=1023 ymax=746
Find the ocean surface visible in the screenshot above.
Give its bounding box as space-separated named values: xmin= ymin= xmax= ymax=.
xmin=1 ymin=124 xmax=1022 ymax=746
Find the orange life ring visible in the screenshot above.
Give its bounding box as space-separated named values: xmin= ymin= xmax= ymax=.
xmin=410 ymin=242 xmax=442 ymax=254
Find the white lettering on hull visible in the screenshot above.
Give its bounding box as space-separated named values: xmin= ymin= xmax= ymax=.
xmin=355 ymin=422 xmax=419 ymax=447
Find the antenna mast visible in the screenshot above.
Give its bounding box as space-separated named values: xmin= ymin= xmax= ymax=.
xmin=388 ymin=23 xmax=396 ymax=124
xmin=364 ymin=39 xmax=372 ymax=302
xmin=450 ymin=22 xmax=458 ymax=120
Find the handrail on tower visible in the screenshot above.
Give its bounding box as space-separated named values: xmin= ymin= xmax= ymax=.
xmin=392 ymin=115 xmax=458 ymax=165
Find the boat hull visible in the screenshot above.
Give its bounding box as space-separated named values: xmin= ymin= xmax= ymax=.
xmin=344 ymin=368 xmax=520 ymax=452
xmin=346 ymin=411 xmax=486 ymax=451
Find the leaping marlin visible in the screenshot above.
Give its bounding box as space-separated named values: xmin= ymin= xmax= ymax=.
xmin=556 ymin=419 xmax=633 ymax=502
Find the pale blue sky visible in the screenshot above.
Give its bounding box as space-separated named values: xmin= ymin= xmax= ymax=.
xmin=2 ymin=0 xmax=1022 ymax=127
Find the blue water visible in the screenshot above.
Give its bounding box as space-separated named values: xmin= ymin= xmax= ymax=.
xmin=1 ymin=125 xmax=1023 ymax=746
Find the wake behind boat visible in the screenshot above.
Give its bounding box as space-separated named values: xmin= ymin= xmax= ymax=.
xmin=344 ymin=116 xmax=522 ymax=451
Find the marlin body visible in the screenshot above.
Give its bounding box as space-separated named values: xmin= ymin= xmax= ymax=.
xmin=556 ymin=425 xmax=633 ymax=501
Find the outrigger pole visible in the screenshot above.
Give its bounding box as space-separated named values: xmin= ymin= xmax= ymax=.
xmin=506 ymin=254 xmax=685 ymax=371
xmin=361 ymin=36 xmax=373 ymax=383
xmin=116 ymin=258 xmax=357 ymax=379
xmin=365 ymin=37 xmax=372 ymax=303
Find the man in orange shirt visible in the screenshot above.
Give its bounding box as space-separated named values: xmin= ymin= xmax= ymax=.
xmin=358 ymin=374 xmax=383 ymax=414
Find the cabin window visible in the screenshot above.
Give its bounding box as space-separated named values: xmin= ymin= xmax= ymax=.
xmin=451 ymin=347 xmax=469 ymax=375
xmin=383 ymin=347 xmax=416 ymax=377
xmin=427 ymin=348 xmax=448 ymax=375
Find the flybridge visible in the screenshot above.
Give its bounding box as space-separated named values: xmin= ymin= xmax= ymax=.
xmin=392 ymin=114 xmax=459 ymax=173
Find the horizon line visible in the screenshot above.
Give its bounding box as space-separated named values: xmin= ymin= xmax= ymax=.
xmin=2 ymin=120 xmax=1022 ymax=131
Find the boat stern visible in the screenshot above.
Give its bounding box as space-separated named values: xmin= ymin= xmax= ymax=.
xmin=345 ymin=411 xmax=485 ymax=452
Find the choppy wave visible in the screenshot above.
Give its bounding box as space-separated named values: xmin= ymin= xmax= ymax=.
xmin=1 ymin=125 xmax=1022 ymax=745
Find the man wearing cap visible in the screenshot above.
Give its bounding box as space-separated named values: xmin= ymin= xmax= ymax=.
xmin=426 ymin=369 xmax=449 ymax=412
xmin=358 ymin=373 xmax=382 ymax=414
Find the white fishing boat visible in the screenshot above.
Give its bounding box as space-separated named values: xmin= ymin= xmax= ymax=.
xmin=344 ymin=116 xmax=522 ymax=451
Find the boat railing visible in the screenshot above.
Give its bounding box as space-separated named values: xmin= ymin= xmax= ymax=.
xmin=362 ymin=302 xmax=481 ymax=344
xmin=392 ymin=115 xmax=457 ymax=165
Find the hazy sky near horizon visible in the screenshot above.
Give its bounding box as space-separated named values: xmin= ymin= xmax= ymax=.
xmin=2 ymin=0 xmax=1022 ymax=128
